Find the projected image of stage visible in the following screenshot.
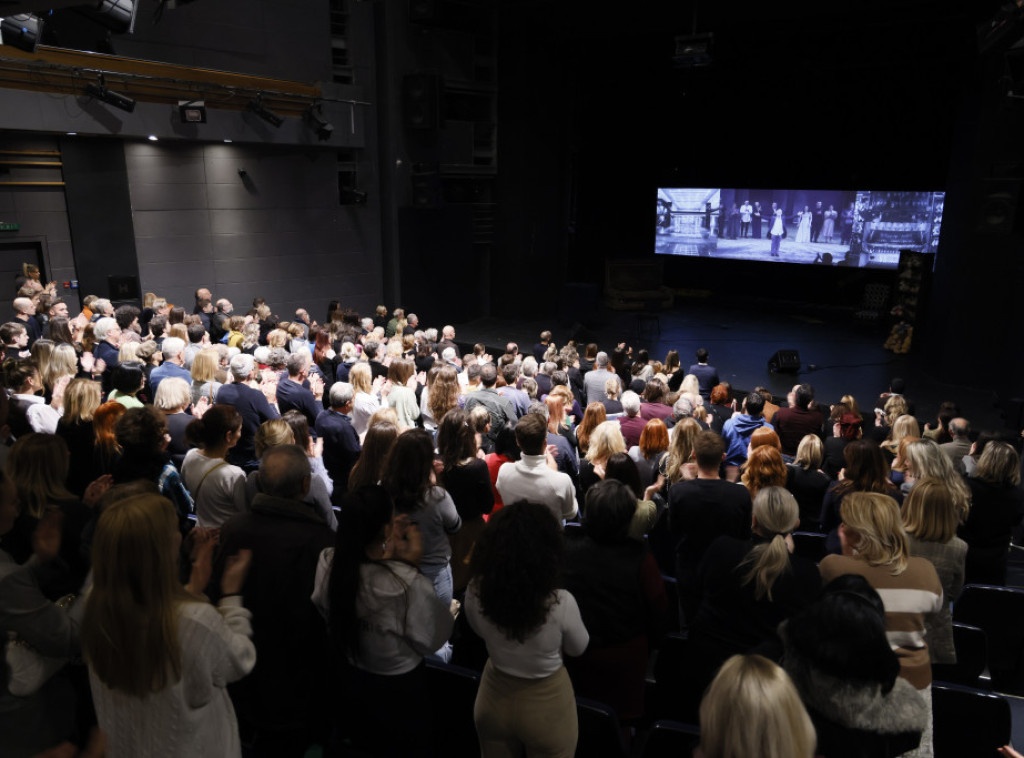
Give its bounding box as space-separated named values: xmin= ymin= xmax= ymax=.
xmin=655 ymin=188 xmax=944 ymax=269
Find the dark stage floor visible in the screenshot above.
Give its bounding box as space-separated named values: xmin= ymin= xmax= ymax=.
xmin=451 ymin=301 xmax=1010 ymax=433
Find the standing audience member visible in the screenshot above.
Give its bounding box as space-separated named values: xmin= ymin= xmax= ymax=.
xmin=467 ymin=502 xmax=589 ymax=758
xmin=181 ymin=405 xmax=248 ymax=528
xmin=962 ymin=441 xmax=1024 ymax=585
xmin=820 ymin=492 xmax=942 ymax=757
xmin=212 ymin=445 xmax=335 ymax=757
xmin=698 ymin=654 xmax=815 ymax=758
xmin=686 ymin=348 xmax=719 ymax=402
xmin=902 ymin=479 xmax=967 ymax=664
xmin=311 ymin=486 xmax=454 ymax=758
xmin=562 ymin=480 xmax=667 ymax=728
xmin=83 ymin=494 xmax=255 ymax=758
xmin=669 ymin=430 xmax=752 ymax=623
xmin=496 ymin=413 xmax=578 ymax=525
xmin=772 ymin=383 xmax=823 ymax=457
xmin=316 ymin=382 xmax=362 ymax=499
xmin=383 ymin=429 xmax=462 ymax=606
xmin=820 ymin=439 xmax=900 ymax=554
xmin=217 ymin=354 xmax=280 ymax=471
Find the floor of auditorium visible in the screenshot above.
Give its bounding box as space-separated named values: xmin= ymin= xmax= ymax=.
xmin=452 ymin=299 xmax=1009 ymax=431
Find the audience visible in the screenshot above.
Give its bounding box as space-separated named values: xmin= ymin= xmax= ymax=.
xmin=4 ymin=282 xmax=1021 ymax=756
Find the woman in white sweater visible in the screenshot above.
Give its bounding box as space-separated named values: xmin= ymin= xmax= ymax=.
xmin=311 ymin=485 xmax=453 ymax=757
xmin=82 ymin=494 xmax=255 ymax=758
xmin=466 ymin=502 xmax=589 ymax=758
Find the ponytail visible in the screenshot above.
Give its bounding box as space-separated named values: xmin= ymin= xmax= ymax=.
xmin=738 ymin=486 xmax=800 ymax=601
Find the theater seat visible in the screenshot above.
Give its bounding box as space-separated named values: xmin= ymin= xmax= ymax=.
xmin=791 ymin=531 xmax=827 ymax=564
xmin=931 ymin=622 xmax=989 ymax=690
xmin=931 ymin=682 xmax=1011 ymax=758
xmin=952 ymin=584 xmax=1024 ymax=694
xmin=639 ymin=720 xmax=700 ymax=758
xmin=424 ymin=660 xmax=481 ymax=757
xmin=648 ymin=633 xmax=704 ymax=726
xmin=575 ymin=697 xmax=628 ymax=758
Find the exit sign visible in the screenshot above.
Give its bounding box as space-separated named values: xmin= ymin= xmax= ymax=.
xmin=0 ymin=222 xmax=19 ymax=232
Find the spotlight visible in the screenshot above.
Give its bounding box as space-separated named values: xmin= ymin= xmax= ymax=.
xmin=85 ymin=74 xmax=136 ymax=113
xmin=304 ymin=102 xmax=334 ymax=141
xmin=75 ymin=0 xmax=136 ymax=34
xmin=246 ymin=94 xmax=283 ymax=128
xmin=0 ymin=14 xmax=44 ymax=53
xmin=673 ymin=32 xmax=714 ymax=68
xmin=147 ymin=135 xmax=158 ymax=141
xmin=178 ymin=99 xmax=207 ymax=123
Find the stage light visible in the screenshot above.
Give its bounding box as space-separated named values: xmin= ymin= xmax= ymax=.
xmin=178 ymin=99 xmax=207 ymax=123
xmin=0 ymin=13 xmax=44 ymax=53
xmin=246 ymin=94 xmax=283 ymax=128
xmin=75 ymin=0 xmax=136 ymax=34
xmin=147 ymin=135 xmax=158 ymax=141
xmin=85 ymin=74 xmax=136 ymax=113
xmin=304 ymin=102 xmax=334 ymax=141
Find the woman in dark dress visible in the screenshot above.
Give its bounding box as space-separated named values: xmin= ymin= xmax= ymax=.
xmin=820 ymin=439 xmax=900 ymax=554
xmin=56 ymin=377 xmax=103 ymax=497
xmin=961 ymin=441 xmax=1024 ymax=585
xmin=562 ymin=479 xmax=667 ymax=728
xmin=785 ymin=434 xmax=831 ymax=532
xmin=437 ymin=408 xmax=493 ymax=597
xmin=691 ymin=486 xmax=819 ymax=688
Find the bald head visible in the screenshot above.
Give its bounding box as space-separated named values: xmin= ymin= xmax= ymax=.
xmin=13 ymin=297 xmax=34 ymax=316
xmin=949 ymin=418 xmax=970 ymax=439
xmin=259 ymin=444 xmax=311 ymax=499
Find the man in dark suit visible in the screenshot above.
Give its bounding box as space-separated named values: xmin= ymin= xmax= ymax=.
xmin=212 ymin=444 xmax=334 ymax=757
xmin=811 ymin=201 xmax=824 ymax=243
xmin=686 ymin=348 xmax=719 ymax=402
xmin=217 ymin=354 xmax=280 ymax=470
xmin=315 ymin=382 xmax=361 ymax=500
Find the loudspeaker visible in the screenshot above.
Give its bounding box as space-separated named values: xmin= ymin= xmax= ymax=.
xmin=402 ymin=73 xmax=440 ymax=130
xmin=768 ymin=349 xmax=800 ymax=373
xmin=0 ymin=14 xmax=43 ymax=52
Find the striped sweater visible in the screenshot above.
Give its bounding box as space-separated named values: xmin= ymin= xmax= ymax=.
xmin=820 ymin=554 xmax=943 ymax=690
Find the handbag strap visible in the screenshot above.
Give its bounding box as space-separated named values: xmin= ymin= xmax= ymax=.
xmin=193 ymin=460 xmax=228 ymax=500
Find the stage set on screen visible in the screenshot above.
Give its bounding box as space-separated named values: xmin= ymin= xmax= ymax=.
xmin=655 ymin=188 xmax=945 ymax=269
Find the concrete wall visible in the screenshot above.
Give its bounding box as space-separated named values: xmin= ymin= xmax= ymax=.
xmin=125 ymin=140 xmax=382 ymax=321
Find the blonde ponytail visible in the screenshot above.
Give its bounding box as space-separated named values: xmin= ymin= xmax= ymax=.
xmin=738 ymin=487 xmax=800 ymax=601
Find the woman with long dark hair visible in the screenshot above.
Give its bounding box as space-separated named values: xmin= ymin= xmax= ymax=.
xmin=382 ymin=429 xmax=461 ymax=605
xmin=311 ymin=486 xmax=453 ymax=758
xmin=467 ymin=502 xmax=589 ymax=758
xmin=347 ymin=421 xmax=398 ymax=492
xmin=562 ymin=480 xmax=666 ymax=728
xmin=437 ymin=408 xmax=493 ymax=596
xmin=181 ymin=405 xmax=247 ymax=528
xmin=820 ymin=439 xmax=900 ymax=554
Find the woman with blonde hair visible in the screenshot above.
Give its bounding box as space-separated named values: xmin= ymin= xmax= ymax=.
xmin=385 ymin=358 xmax=420 ymax=429
xmin=693 ymin=487 xmax=819 ymax=674
xmin=576 ymin=402 xmax=606 ymax=456
xmin=903 ymin=438 xmax=971 ymax=521
xmin=840 ymin=393 xmax=863 ymax=422
xmin=57 ymin=378 xmax=104 ymax=496
xmin=83 ymin=494 xmax=255 ymax=757
xmin=820 ymin=491 xmax=943 ymax=756
xmin=741 ymin=446 xmax=788 ymax=501
xmin=225 ymin=315 xmax=246 ymax=349
xmin=878 ymin=394 xmax=908 ymax=437
xmin=882 ymin=413 xmax=920 ymax=461
xmin=963 ymin=441 xmax=1024 ymax=585
xmin=699 ymin=654 xmax=815 ymax=758
xmin=580 ymin=420 xmax=627 ymax=497
xmin=891 ymin=434 xmax=921 ymax=487
xmin=902 ymin=479 xmax=966 ymax=664
xmin=679 ymin=373 xmax=701 ymax=398
xmin=190 ymin=347 xmax=223 ymax=405
xmin=349 ymin=361 xmax=382 ymax=439
xmin=661 ymin=417 xmax=700 ymax=486
xmin=785 ymin=434 xmax=831 ymax=532
xmin=43 ymin=342 xmax=78 ymax=396
xmin=118 ymin=340 xmax=140 ymax=364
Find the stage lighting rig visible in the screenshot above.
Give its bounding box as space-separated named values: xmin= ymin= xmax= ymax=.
xmin=0 ymin=13 xmax=44 ymax=53
xmin=246 ymin=93 xmax=283 ymax=128
xmin=178 ymin=99 xmax=207 ymax=123
xmin=305 ymin=102 xmax=334 ymax=140
xmin=85 ymin=73 xmax=136 ymax=112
